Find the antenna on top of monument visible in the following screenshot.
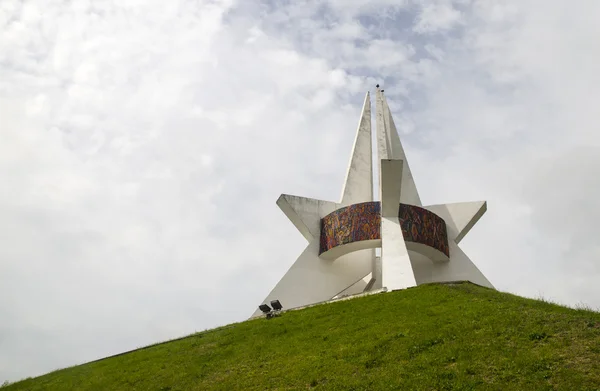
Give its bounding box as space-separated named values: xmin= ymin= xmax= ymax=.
xmin=375 ymin=86 xmax=422 ymax=206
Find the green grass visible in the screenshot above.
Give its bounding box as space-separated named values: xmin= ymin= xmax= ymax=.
xmin=5 ymin=282 xmax=600 ymax=390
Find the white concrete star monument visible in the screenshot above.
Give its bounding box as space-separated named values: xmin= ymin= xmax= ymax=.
xmin=253 ymin=86 xmax=493 ymax=317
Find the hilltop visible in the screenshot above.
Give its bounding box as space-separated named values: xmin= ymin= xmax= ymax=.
xmin=4 ymin=282 xmax=600 ymax=390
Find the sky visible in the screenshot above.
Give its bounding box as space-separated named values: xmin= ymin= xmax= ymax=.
xmin=2 ymin=0 xmax=600 ymax=383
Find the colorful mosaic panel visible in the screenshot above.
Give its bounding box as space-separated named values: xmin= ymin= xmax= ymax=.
xmin=319 ymin=202 xmax=381 ymax=255
xmin=398 ymin=204 xmax=449 ymax=257
xmin=319 ymin=201 xmax=449 ymax=258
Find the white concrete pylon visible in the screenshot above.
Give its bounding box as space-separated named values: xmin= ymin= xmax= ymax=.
xmin=375 ymin=88 xmax=422 ymax=206
xmin=375 ymin=90 xmax=418 ymax=291
xmin=340 ymin=92 xmax=374 ymax=206
xmin=381 ymin=216 xmax=417 ymax=290
xmin=380 ymin=159 xmax=404 ymax=217
xmin=367 ymin=255 xmax=382 ymax=291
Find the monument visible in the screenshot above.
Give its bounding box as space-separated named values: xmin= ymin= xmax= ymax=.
xmin=253 ymin=86 xmax=493 ymax=317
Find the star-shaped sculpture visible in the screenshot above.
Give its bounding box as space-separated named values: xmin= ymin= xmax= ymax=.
xmin=252 ymin=87 xmax=492 ymax=317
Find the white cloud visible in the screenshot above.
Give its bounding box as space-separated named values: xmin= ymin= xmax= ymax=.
xmin=2 ymin=0 xmax=600 ymax=383
xmin=414 ymin=1 xmax=463 ymax=33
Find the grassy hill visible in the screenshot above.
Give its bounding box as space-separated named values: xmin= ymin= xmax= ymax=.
xmin=4 ymin=282 xmax=600 ymax=390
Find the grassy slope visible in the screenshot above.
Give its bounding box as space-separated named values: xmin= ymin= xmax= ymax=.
xmin=5 ymin=283 xmax=600 ymax=391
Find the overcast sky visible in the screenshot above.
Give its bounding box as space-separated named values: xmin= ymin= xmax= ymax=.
xmin=2 ymin=0 xmax=600 ymax=382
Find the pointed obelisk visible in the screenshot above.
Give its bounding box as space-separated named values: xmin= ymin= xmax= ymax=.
xmin=375 ymin=88 xmax=421 ymax=206
xmin=375 ymin=87 xmax=417 ymax=291
xmin=340 ymin=92 xmax=374 ymax=206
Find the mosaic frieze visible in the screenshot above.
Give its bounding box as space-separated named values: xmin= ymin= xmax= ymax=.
xmin=319 ymin=201 xmax=449 ymax=259
xmin=398 ymin=203 xmax=449 ymax=257
xmin=319 ymin=202 xmax=381 ymax=255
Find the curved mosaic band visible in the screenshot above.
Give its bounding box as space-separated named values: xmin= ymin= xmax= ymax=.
xmin=319 ymin=202 xmax=449 ymax=261
xmin=398 ymin=203 xmax=449 ymax=259
xmin=319 ymin=201 xmax=381 ymax=257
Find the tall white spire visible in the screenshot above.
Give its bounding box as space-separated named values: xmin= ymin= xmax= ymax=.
xmin=340 ymin=92 xmax=373 ymax=206
xmin=375 ymin=87 xmax=422 ymax=206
